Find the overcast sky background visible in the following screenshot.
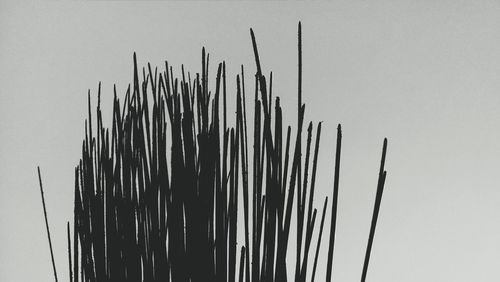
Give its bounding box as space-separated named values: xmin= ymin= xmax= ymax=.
xmin=1 ymin=1 xmax=500 ymax=281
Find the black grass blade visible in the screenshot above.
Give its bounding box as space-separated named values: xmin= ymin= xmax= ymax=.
xmin=360 ymin=138 xmax=388 ymax=282
xmin=326 ymin=124 xmax=342 ymax=282
xmin=38 ymin=167 xmax=59 ymax=282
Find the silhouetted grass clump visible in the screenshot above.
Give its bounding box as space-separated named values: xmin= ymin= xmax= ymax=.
xmin=38 ymin=23 xmax=388 ymax=282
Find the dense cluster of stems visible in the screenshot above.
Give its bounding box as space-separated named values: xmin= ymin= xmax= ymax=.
xmin=37 ymin=23 xmax=388 ymax=282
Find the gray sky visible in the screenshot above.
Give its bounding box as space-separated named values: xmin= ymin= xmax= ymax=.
xmin=1 ymin=1 xmax=500 ymax=281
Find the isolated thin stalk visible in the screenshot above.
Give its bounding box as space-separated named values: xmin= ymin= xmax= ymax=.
xmin=38 ymin=167 xmax=59 ymax=282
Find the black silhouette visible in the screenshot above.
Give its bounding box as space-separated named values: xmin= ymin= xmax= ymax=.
xmin=38 ymin=23 xmax=389 ymax=282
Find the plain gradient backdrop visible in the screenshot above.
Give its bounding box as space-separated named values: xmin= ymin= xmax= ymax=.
xmin=1 ymin=0 xmax=500 ymax=281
